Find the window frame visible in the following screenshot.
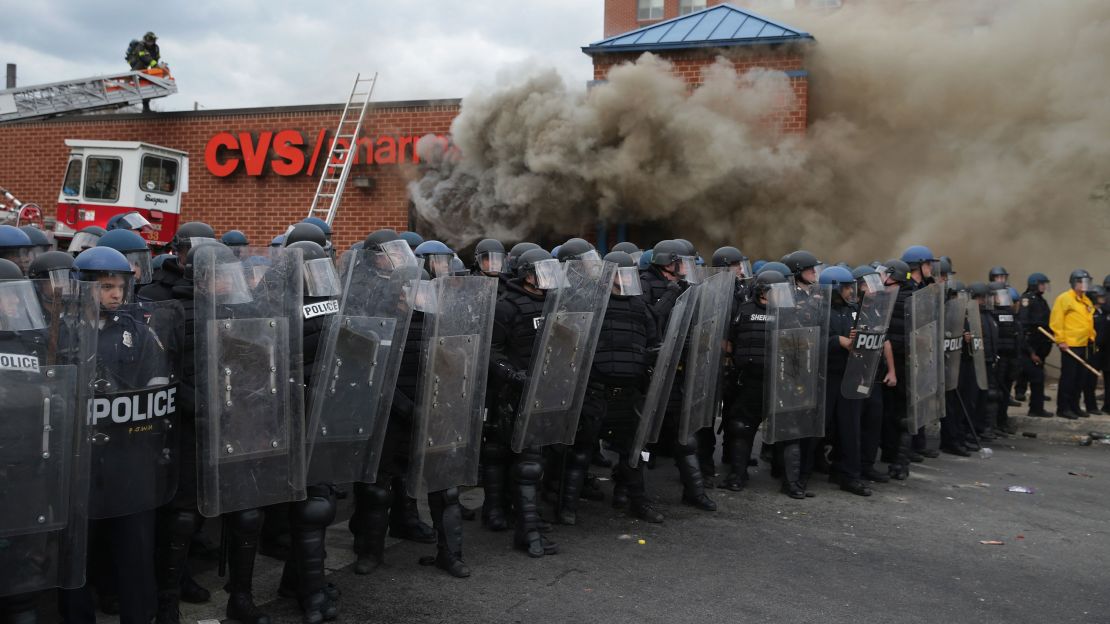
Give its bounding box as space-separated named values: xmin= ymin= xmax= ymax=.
xmin=83 ymin=156 xmax=123 ymax=203
xmin=637 ymin=0 xmax=664 ymax=21
xmin=61 ymin=157 xmax=83 ymax=198
xmin=138 ymin=154 xmax=180 ymax=196
xmin=679 ymin=0 xmax=707 ymax=16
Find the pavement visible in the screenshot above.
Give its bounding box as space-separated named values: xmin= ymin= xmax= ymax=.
xmin=162 ymin=386 xmax=1110 ymax=624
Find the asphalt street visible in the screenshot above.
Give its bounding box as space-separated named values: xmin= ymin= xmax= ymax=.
xmin=169 ymin=424 xmax=1110 ymax=624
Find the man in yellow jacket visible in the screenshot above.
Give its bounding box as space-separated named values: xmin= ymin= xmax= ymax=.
xmin=1049 ymin=269 xmax=1097 ymax=419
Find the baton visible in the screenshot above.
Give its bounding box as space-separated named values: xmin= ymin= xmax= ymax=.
xmin=1037 ymin=327 xmax=1103 ymax=379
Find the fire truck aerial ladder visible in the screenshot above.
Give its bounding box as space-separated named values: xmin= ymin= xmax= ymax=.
xmin=306 ymin=72 xmax=378 ymax=227
xmin=0 ymin=69 xmax=177 ymax=124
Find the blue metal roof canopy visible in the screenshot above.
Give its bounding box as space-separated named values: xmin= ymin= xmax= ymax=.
xmin=582 ymin=3 xmax=813 ymax=55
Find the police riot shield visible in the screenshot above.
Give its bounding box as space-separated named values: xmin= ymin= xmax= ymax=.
xmin=679 ymin=271 xmax=734 ymax=441
xmin=1 ymin=279 xmax=97 ymax=597
xmin=764 ymin=283 xmax=831 ymax=444
xmin=511 ymin=259 xmax=616 ymax=453
xmin=907 ymin=283 xmax=946 ymax=430
xmin=965 ymin=299 xmax=989 ymax=391
xmin=943 ymin=292 xmax=969 ymax=392
xmin=306 ymin=252 xmax=419 ymax=486
xmin=629 ymin=287 xmax=695 ymax=468
xmin=406 ymin=276 xmax=498 ymax=497
xmin=194 ymin=245 xmax=306 ymax=518
xmin=88 ymin=300 xmax=184 ymax=519
xmin=840 ymin=283 xmax=899 ymax=399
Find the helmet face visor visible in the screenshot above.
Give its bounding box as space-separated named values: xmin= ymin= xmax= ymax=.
xmin=614 ymin=266 xmax=642 ymax=297
xmin=304 ymin=257 xmax=341 ymax=298
xmin=993 ymin=289 xmax=1014 ymax=308
xmin=1076 ymin=276 xmax=1091 ymax=292
xmin=119 ymin=213 xmax=153 ymax=231
xmin=124 ymin=250 xmax=153 ymax=285
xmin=678 ymin=256 xmax=699 ymax=284
xmin=213 ymin=263 xmax=253 ymax=305
xmin=532 ymin=259 xmax=567 ymax=290
xmin=477 ymin=251 xmax=505 ymax=275
xmin=767 ymin=282 xmax=795 ymax=309
xmin=0 ymin=280 xmax=47 ymax=330
xmin=67 ymin=232 xmax=101 ymax=254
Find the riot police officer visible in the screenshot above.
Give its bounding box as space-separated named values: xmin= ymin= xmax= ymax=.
xmin=473 ymin=238 xmax=506 ymax=278
xmin=0 ymin=225 xmax=33 ymax=274
xmin=140 ymin=221 xmax=216 ymax=301
xmin=1016 ymin=273 xmax=1053 ymax=416
xmin=221 ymin=230 xmax=250 ymax=251
xmin=485 ymin=248 xmax=562 ymax=556
xmin=638 ymin=240 xmax=716 ymax=511
xmin=852 ymin=265 xmax=896 ymax=482
xmin=556 ymin=251 xmax=662 ymax=524
xmin=414 ymin=240 xmax=455 ymax=278
xmin=97 ymin=229 xmax=154 ymax=291
xmin=988 ymin=282 xmax=1024 ymax=433
xmin=969 ymin=282 xmax=1002 ymax=437
xmin=19 ymin=224 xmax=52 ymax=258
xmin=879 ymin=259 xmax=915 ymax=479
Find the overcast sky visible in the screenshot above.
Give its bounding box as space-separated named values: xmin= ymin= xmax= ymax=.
xmin=2 ymin=0 xmax=604 ymax=110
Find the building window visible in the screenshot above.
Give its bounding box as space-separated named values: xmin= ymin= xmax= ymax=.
xmin=679 ymin=0 xmax=707 ymax=15
xmin=61 ymin=159 xmax=82 ymax=197
xmin=84 ymin=157 xmax=121 ymax=202
xmin=140 ymin=155 xmax=179 ymax=195
xmin=638 ymin=0 xmax=664 ymax=20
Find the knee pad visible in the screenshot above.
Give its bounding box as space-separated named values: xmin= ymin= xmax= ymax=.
xmin=723 ymin=418 xmax=750 ymax=441
xmin=481 ymin=440 xmax=510 ymax=465
xmin=226 ymin=508 xmax=263 ymax=534
xmin=512 ymin=458 xmax=544 ymax=482
xmin=165 ymin=508 xmax=202 ymax=538
xmin=359 ymin=483 xmax=392 ymax=508
xmin=672 ymin=436 xmax=697 ymax=456
xmin=293 ymin=494 xmax=337 ymax=529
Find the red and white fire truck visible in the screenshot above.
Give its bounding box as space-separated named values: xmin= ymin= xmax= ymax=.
xmin=54 ymin=139 xmax=188 ymax=248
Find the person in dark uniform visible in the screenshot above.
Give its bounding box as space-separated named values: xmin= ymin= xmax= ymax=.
xmin=987 ymin=282 xmax=1024 ymax=433
xmin=1016 ymin=273 xmax=1053 ymax=416
xmin=939 ymin=280 xmax=973 ymax=457
xmin=879 ymin=259 xmax=915 ymax=480
xmin=62 ymin=247 xmax=170 ymax=624
xmin=1101 ymin=275 xmax=1110 ymax=414
xmin=484 ymin=248 xmax=562 ymax=557
xmin=852 ymin=265 xmax=896 ymax=482
xmin=900 ymin=246 xmax=940 ymax=461
xmin=276 ymin=240 xmax=342 ymax=624
xmin=969 ymin=283 xmax=1002 ymax=438
xmin=555 ymin=251 xmax=662 ymax=524
xmin=1083 ymin=285 xmax=1107 ymax=416
xmin=820 ymin=266 xmax=872 ymax=496
xmin=638 ymin=240 xmax=716 ymax=511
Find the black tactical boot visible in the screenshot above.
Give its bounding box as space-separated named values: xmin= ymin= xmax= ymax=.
xmin=620 ymin=461 xmax=663 ymax=523
xmin=675 ymin=451 xmax=717 ymax=511
xmin=224 ymin=509 xmax=271 ymax=624
xmin=421 ymin=488 xmax=471 ymax=578
xmin=286 ymin=488 xmax=339 ymax=624
xmin=481 ymin=455 xmax=510 ymax=531
xmin=722 ymin=431 xmax=753 ymax=492
xmin=155 ymin=509 xmax=201 ymax=624
xmin=350 ymin=483 xmax=391 ymax=575
xmin=781 ymin=442 xmax=807 ymax=500
xmin=389 ymin=477 xmax=436 ymax=544
xmin=512 ymin=453 xmax=557 ymax=558
xmin=556 ymin=448 xmax=590 ymax=525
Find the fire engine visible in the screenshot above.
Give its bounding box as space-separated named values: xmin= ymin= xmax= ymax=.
xmin=54 ymin=140 xmax=188 ymax=248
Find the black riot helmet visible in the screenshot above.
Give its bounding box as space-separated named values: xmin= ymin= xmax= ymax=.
xmin=755 ymin=269 xmax=788 ymax=299
xmin=171 ymin=221 xmax=216 ymax=255
xmin=988 ymin=266 xmax=1009 ymax=282
xmin=1069 ymin=269 xmax=1092 ymax=291
xmin=784 ymin=250 xmax=821 ymax=278
xmin=604 ymin=251 xmax=641 ymax=297
xmin=364 ymin=228 xmax=400 ymax=252
xmin=515 ymin=248 xmax=563 ymax=291
xmin=968 ymin=282 xmax=991 ymax=300
xmin=0 ymin=257 xmax=25 ymax=280
xmin=28 ymin=250 xmax=75 ymax=280
xmin=938 ymin=256 xmax=954 ymax=276
xmin=946 ymin=279 xmax=966 ymax=298
xmin=474 ymin=238 xmax=506 ymax=275
xmin=287 ymin=241 xmax=340 ymax=298
xmin=650 ymin=240 xmax=684 ymax=267
xmin=611 ymin=241 xmax=639 ymax=255
xmin=506 ymin=241 xmax=540 ymax=275
xmin=284 ymin=222 xmax=327 ymax=247
xmin=711 ymin=246 xmax=744 ymax=267
xmin=758 ymin=261 xmax=792 ymax=278
xmin=556 ymin=238 xmax=596 ymax=262
xmin=884 ymin=259 xmax=910 ymax=284
xmin=362 ymin=228 xmax=416 ymax=270
xmin=673 ymin=238 xmax=696 ymax=256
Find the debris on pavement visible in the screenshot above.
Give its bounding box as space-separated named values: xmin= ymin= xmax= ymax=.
xmin=1006 ymin=486 xmax=1035 ymax=494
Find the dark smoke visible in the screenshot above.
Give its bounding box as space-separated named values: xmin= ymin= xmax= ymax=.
xmin=409 ymin=0 xmax=1110 ymax=283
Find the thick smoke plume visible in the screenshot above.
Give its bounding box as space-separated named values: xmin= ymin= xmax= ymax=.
xmin=410 ymin=0 xmax=1110 ymax=282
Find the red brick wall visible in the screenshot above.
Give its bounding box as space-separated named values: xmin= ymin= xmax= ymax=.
xmin=592 ymin=48 xmax=808 ymax=133
xmin=0 ymin=101 xmax=459 ymax=250
xmin=604 ymin=0 xmax=730 ymax=37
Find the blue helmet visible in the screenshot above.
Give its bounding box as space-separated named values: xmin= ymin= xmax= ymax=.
xmin=74 ymin=247 xmax=133 ymax=276
xmin=19 ymin=225 xmax=51 ymax=249
xmin=399 ymin=231 xmax=424 ymax=250
xmin=900 ymin=245 xmax=936 ymax=267
xmin=1027 ymin=272 xmax=1049 ymax=288
xmin=152 ymin=253 xmax=173 ymax=270
xmin=752 ymin=259 xmax=767 ymax=274
xmin=301 ymin=216 xmax=332 ymax=237
xmin=637 ymin=249 xmax=654 ymax=270
xmin=270 ymin=234 xmax=285 ymax=247
xmin=106 ymin=214 xmax=124 ymax=231
xmin=0 ymin=224 xmax=32 ymax=249
xmin=818 ymin=265 xmax=855 ymax=286
xmin=221 ymin=230 xmax=249 ymax=247
xmin=97 ymin=229 xmax=149 ymax=253
xmin=414 ymin=240 xmax=453 ymax=257
xmin=758 ymin=261 xmax=792 ymax=277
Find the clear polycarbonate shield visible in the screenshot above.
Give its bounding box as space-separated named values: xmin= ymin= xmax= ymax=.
xmin=194 ymin=245 xmax=306 ymax=517
xmin=407 ymin=276 xmax=498 ymax=497
xmin=764 ymin=283 xmax=831 ymax=444
xmin=380 ymin=239 xmax=418 ymax=269
xmin=0 ymin=280 xmax=48 ymax=331
xmin=840 ymin=283 xmax=899 ymax=399
xmin=124 ymin=250 xmax=154 ymax=285
xmin=678 ymin=256 xmax=700 ymax=284
xmin=306 ymin=252 xmax=418 ymax=486
xmin=629 ymin=287 xmax=695 ymax=468
xmin=907 ymin=283 xmax=945 ymax=430
xmin=511 ymin=259 xmax=616 ymax=452
xmin=1 ymin=280 xmax=97 ymax=597
xmin=532 ymin=258 xmax=568 ymax=290
xmin=965 ymin=299 xmax=989 ymax=391
xmin=943 ymin=292 xmax=969 ymax=392
xmin=993 ymin=288 xmax=1014 ymax=309
xmin=88 ymin=300 xmax=184 ymax=519
xmin=679 ymin=271 xmax=734 ymax=441
xmin=303 ymin=257 xmax=341 ymax=297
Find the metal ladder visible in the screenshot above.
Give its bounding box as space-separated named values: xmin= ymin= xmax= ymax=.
xmin=0 ymin=70 xmax=178 ymax=123
xmin=306 ymin=73 xmax=378 ymax=226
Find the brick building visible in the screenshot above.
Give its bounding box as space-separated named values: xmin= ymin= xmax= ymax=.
xmin=0 ymin=2 xmax=815 ymax=251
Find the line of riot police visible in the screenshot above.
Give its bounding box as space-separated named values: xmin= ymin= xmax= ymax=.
xmin=1 ymin=217 xmax=1106 ymax=624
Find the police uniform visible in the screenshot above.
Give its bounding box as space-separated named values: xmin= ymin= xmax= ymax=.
xmin=826 ymin=292 xmax=866 ymax=487
xmin=1016 ymin=289 xmax=1052 ymax=415
xmin=991 ymin=301 xmax=1025 ymax=432
xmin=880 ymin=283 xmax=914 ymax=478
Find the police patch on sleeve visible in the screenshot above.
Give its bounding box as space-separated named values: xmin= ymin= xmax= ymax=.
xmin=303 ymin=299 xmax=340 ymax=319
xmin=1021 ymin=298 xmax=1029 ymax=307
